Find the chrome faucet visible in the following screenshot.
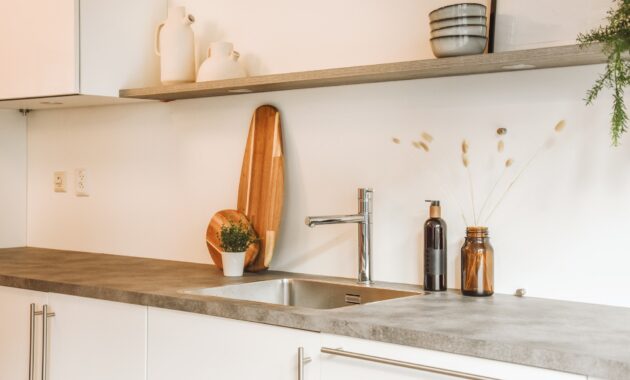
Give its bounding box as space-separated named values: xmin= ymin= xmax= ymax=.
xmin=305 ymin=188 xmax=373 ymax=284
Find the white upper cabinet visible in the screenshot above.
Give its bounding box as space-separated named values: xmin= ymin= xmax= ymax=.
xmin=0 ymin=0 xmax=165 ymax=109
xmin=0 ymin=0 xmax=78 ymax=100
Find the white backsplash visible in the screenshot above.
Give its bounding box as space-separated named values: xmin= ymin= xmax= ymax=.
xmin=25 ymin=64 xmax=630 ymax=307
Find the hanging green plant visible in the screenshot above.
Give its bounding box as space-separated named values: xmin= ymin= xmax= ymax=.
xmin=577 ymin=0 xmax=629 ymax=146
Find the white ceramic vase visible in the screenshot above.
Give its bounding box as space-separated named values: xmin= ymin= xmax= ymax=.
xmin=154 ymin=7 xmax=196 ymax=84
xmin=196 ymin=42 xmax=247 ymax=82
xmin=221 ymin=251 xmax=246 ymax=277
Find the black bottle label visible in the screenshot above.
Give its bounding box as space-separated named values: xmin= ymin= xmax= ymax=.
xmin=425 ymin=248 xmax=445 ymax=275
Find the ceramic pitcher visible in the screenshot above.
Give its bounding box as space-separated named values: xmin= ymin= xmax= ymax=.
xmin=196 ymin=42 xmax=247 ymax=82
xmin=155 ymin=7 xmax=196 ymax=84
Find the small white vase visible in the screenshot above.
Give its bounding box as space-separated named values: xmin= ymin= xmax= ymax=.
xmin=221 ymin=251 xmax=246 ymax=277
xmin=196 ymin=42 xmax=247 ymax=82
xmin=155 ymin=7 xmax=196 ymax=84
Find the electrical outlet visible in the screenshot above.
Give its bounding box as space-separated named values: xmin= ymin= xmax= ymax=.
xmin=75 ymin=168 xmax=89 ymax=197
xmin=53 ymin=171 xmax=66 ymax=192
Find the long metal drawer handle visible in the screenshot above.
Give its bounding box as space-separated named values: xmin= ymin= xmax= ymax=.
xmin=321 ymin=347 xmax=501 ymax=380
xmin=40 ymin=305 xmax=55 ymax=380
xmin=297 ymin=347 xmax=312 ymax=380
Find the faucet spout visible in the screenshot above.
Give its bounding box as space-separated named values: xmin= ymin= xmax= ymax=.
xmin=305 ymin=188 xmax=373 ymax=284
xmin=305 ymin=214 xmax=364 ymax=227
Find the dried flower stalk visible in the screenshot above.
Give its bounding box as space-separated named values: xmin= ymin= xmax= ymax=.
xmin=468 ymin=166 xmax=478 ymax=227
xmin=392 ymin=137 xmax=400 ymax=144
xmin=484 ymin=120 xmax=566 ymax=224
xmin=497 ymin=140 xmax=505 ymax=153
xmin=477 ymin=158 xmax=514 ymax=222
xmin=396 ymin=134 xmax=469 ymax=225
xmin=421 ymin=132 xmax=434 ymax=143
xmin=554 ymin=120 xmax=566 ymax=132
xmin=461 ymin=142 xmax=477 ymax=226
xmin=412 ymin=141 xmax=429 ymax=152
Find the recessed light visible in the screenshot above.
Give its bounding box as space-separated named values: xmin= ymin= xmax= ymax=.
xmin=40 ymin=101 xmax=64 ymax=105
xmin=501 ymin=64 xmax=536 ymax=70
xmin=227 ymin=89 xmax=253 ymax=93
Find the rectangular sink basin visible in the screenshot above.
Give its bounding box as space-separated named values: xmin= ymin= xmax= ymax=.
xmin=180 ymin=278 xmax=424 ymax=309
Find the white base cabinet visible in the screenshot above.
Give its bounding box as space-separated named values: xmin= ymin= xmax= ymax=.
xmin=320 ymin=334 xmax=586 ymax=380
xmin=0 ymin=286 xmax=147 ymax=380
xmin=0 ymin=285 xmax=601 ymax=380
xmin=47 ymin=293 xmax=147 ymax=380
xmin=0 ymin=286 xmax=47 ymax=380
xmin=148 ymin=307 xmax=320 ymax=380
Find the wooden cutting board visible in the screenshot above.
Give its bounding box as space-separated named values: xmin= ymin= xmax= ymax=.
xmin=206 ymin=209 xmax=259 ymax=269
xmin=238 ymin=105 xmax=284 ymax=272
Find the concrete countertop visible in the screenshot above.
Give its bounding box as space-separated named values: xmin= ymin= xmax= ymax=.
xmin=0 ymin=247 xmax=628 ymax=379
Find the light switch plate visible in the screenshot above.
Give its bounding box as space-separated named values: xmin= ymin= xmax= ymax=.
xmin=53 ymin=171 xmax=66 ymax=192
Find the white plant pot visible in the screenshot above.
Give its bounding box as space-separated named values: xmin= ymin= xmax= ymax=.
xmin=221 ymin=251 xmax=246 ymax=277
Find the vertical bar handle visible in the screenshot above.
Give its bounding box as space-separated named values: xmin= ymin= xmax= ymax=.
xmin=28 ymin=303 xmax=36 ymax=380
xmin=297 ymin=347 xmax=312 ymax=380
xmin=41 ymin=305 xmax=55 ymax=380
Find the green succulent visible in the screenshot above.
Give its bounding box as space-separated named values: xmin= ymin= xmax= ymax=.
xmin=218 ymin=220 xmax=258 ymax=253
xmin=578 ymin=0 xmax=630 ymax=146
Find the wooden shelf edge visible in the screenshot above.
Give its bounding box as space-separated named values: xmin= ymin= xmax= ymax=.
xmin=120 ymin=44 xmax=606 ymax=101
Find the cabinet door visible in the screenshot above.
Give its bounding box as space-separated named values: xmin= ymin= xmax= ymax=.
xmin=47 ymin=293 xmax=147 ymax=380
xmin=0 ymin=286 xmax=47 ymax=379
xmin=321 ymin=334 xmax=586 ymax=380
xmin=0 ymin=0 xmax=78 ymax=100
xmin=148 ymin=307 xmax=320 ymax=380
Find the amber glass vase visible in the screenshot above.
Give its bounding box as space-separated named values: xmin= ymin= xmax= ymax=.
xmin=461 ymin=227 xmax=494 ymax=297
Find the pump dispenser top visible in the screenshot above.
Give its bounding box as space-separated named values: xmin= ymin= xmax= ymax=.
xmin=426 ymin=200 xmax=441 ymax=218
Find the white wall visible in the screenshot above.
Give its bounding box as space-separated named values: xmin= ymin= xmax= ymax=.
xmin=174 ymin=0 xmax=438 ymax=75
xmin=0 ymin=110 xmax=26 ymax=247
xmin=25 ymin=0 xmax=630 ymax=307
xmin=27 ymin=64 xmax=630 ymax=307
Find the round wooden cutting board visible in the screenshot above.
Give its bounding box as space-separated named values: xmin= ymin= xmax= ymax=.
xmin=206 ymin=209 xmax=259 ymax=269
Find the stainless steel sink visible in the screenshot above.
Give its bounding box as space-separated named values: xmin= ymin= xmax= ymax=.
xmin=180 ymin=278 xmax=424 ymax=309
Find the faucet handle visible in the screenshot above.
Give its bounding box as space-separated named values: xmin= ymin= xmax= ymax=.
xmin=358 ymin=188 xmax=373 ymax=199
xmin=358 ymin=188 xmax=373 ymax=213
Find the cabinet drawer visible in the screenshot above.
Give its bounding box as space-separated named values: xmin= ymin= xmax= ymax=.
xmin=321 ymin=334 xmax=585 ymax=380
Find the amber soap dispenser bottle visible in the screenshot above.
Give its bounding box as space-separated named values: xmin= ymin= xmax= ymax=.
xmin=424 ymin=200 xmax=447 ymax=291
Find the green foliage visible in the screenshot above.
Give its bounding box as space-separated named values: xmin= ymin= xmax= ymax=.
xmin=218 ymin=220 xmax=258 ymax=252
xmin=577 ymin=0 xmax=630 ymax=146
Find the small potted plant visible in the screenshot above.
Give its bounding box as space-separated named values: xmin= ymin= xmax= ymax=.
xmin=218 ymin=220 xmax=258 ymax=277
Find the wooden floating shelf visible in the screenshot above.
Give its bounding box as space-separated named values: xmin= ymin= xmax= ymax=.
xmin=120 ymin=44 xmax=606 ymax=101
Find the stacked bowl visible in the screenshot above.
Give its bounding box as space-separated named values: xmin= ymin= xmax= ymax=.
xmin=429 ymin=3 xmax=488 ymax=58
